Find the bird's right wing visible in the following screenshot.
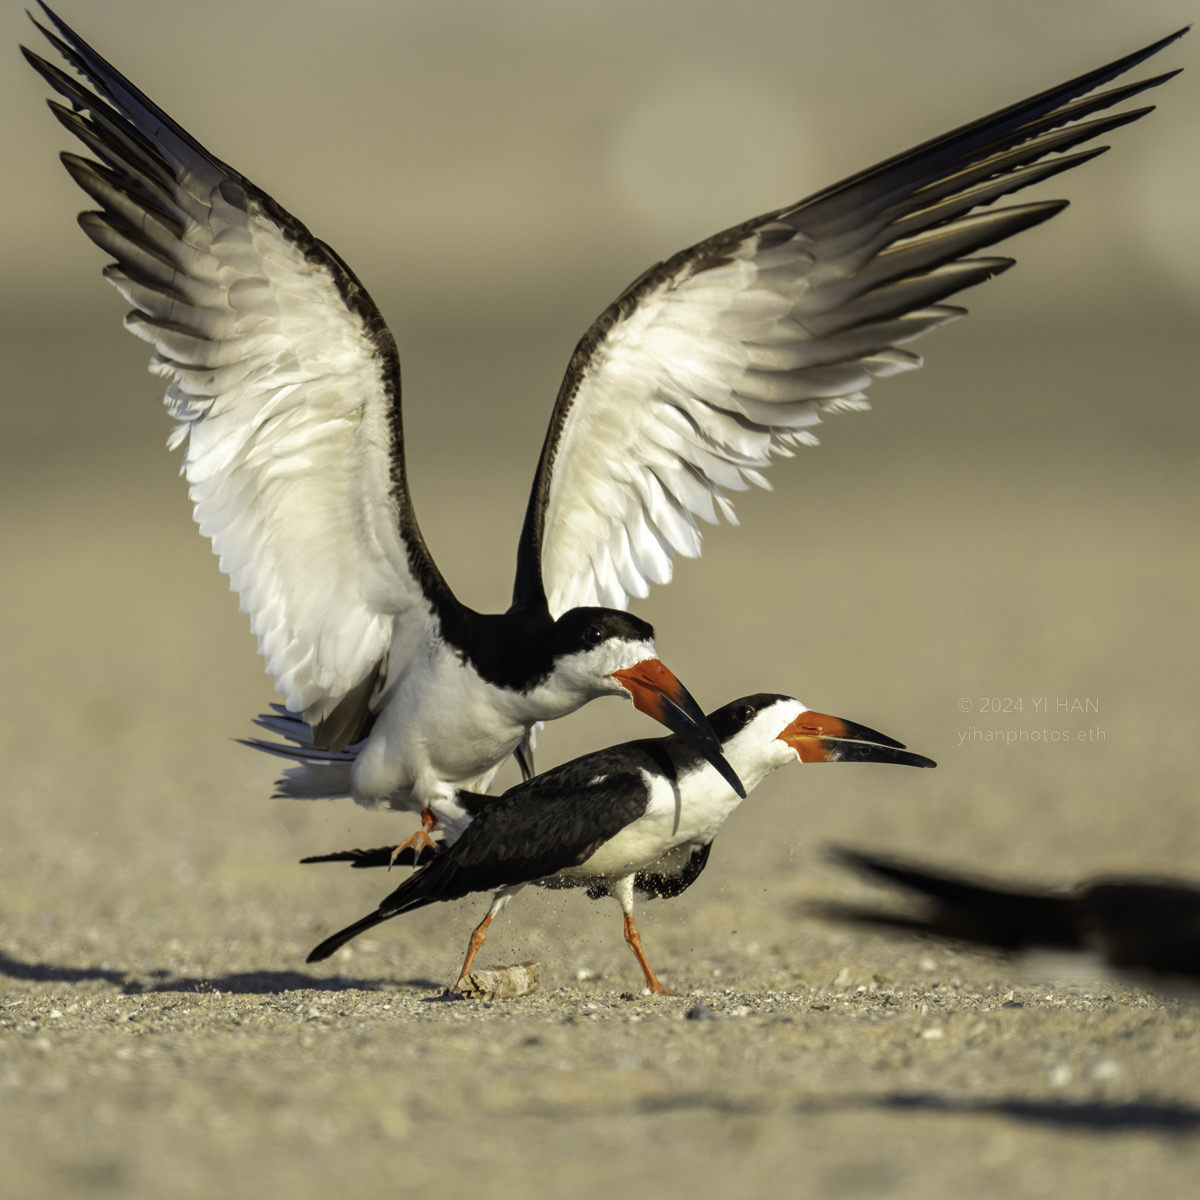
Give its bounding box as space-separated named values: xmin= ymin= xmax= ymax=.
xmin=25 ymin=5 xmax=453 ymax=749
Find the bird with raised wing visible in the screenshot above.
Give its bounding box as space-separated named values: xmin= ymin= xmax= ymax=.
xmin=23 ymin=5 xmax=744 ymax=850
xmin=305 ymin=696 xmax=935 ymax=994
xmin=24 ymin=6 xmax=1183 ymax=845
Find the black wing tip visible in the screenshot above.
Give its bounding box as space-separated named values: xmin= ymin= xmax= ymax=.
xmin=1139 ymin=66 xmax=1186 ymax=91
xmin=20 ymin=42 xmax=67 ymax=89
xmin=789 ymin=26 xmax=1185 ymax=234
xmin=1140 ymin=26 xmax=1190 ymax=54
xmin=305 ymin=889 xmax=433 ymax=962
xmin=305 ymin=909 xmax=388 ymax=963
xmin=29 ymin=3 xmax=85 ymax=50
xmin=1080 ymin=27 xmax=1189 ymax=87
xmin=1026 ymin=198 xmax=1070 ymax=219
xmin=305 ymin=938 xmax=342 ymax=965
xmin=300 ymin=845 xmax=438 ymax=869
xmin=300 ymin=848 xmax=388 ymax=867
xmin=24 ymin=4 xmax=55 ymax=39
xmin=983 ymin=255 xmax=1017 ymax=276
xmin=26 ymin=7 xmax=85 ymax=78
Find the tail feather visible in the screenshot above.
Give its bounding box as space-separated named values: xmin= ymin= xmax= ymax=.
xmin=239 ymin=707 xmax=360 ymax=800
xmin=240 ymin=737 xmax=356 ymax=764
xmin=252 ymin=706 xmax=319 ymax=748
xmin=246 ymin=706 xmax=365 ymax=762
xmin=271 ymin=760 xmax=355 ymax=801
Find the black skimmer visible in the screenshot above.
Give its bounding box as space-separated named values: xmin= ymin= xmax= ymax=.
xmin=824 ymin=847 xmax=1200 ymax=985
xmin=305 ymin=695 xmax=935 ymax=994
xmin=24 ymin=9 xmax=1183 ymax=840
xmin=23 ymin=4 xmax=744 ymax=845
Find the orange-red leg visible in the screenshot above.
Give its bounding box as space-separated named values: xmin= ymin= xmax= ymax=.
xmin=453 ymin=910 xmax=495 ymax=990
xmin=623 ymin=911 xmax=678 ymax=996
xmin=389 ymin=808 xmax=439 ymax=867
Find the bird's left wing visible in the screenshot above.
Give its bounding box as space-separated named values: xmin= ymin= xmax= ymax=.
xmin=449 ymin=757 xmax=652 ymax=891
xmin=25 ymin=6 xmax=451 ymax=749
xmin=513 ymin=30 xmax=1184 ymax=616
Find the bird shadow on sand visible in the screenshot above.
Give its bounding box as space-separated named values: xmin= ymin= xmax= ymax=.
xmin=0 ymin=950 xmax=442 ymax=996
xmin=864 ymin=1092 xmax=1200 ymax=1133
xmin=0 ymin=951 xmax=128 ymax=989
xmin=643 ymin=1089 xmax=1200 ymax=1133
xmin=781 ymin=1092 xmax=1200 ymax=1134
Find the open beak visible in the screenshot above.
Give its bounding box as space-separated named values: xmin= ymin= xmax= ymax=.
xmin=779 ymin=710 xmax=937 ymax=769
xmin=609 ymin=659 xmax=746 ymax=799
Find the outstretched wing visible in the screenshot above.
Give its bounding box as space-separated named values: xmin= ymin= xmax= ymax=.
xmin=25 ymin=5 xmax=453 ymax=749
xmin=513 ymin=30 xmax=1185 ymax=616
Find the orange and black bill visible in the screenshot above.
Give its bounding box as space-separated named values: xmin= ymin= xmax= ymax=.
xmin=779 ymin=710 xmax=936 ymax=768
xmin=609 ymin=658 xmax=747 ymax=798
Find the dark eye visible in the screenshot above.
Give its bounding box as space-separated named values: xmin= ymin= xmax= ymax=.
xmin=584 ymin=625 xmax=604 ymax=647
xmin=735 ymin=704 xmax=755 ymax=724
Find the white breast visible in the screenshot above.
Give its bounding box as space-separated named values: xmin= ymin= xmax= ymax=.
xmin=350 ymin=638 xmax=528 ymax=813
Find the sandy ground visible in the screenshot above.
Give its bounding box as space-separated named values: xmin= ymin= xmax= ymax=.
xmin=3 ymin=4 xmax=1200 ymax=1197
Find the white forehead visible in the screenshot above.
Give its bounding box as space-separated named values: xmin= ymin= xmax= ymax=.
xmin=725 ymin=697 xmax=805 ymax=757
xmin=749 ymin=697 xmax=805 ymax=740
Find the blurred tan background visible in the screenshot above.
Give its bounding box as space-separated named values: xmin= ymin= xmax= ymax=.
xmin=1 ymin=1 xmax=1199 ymax=1196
